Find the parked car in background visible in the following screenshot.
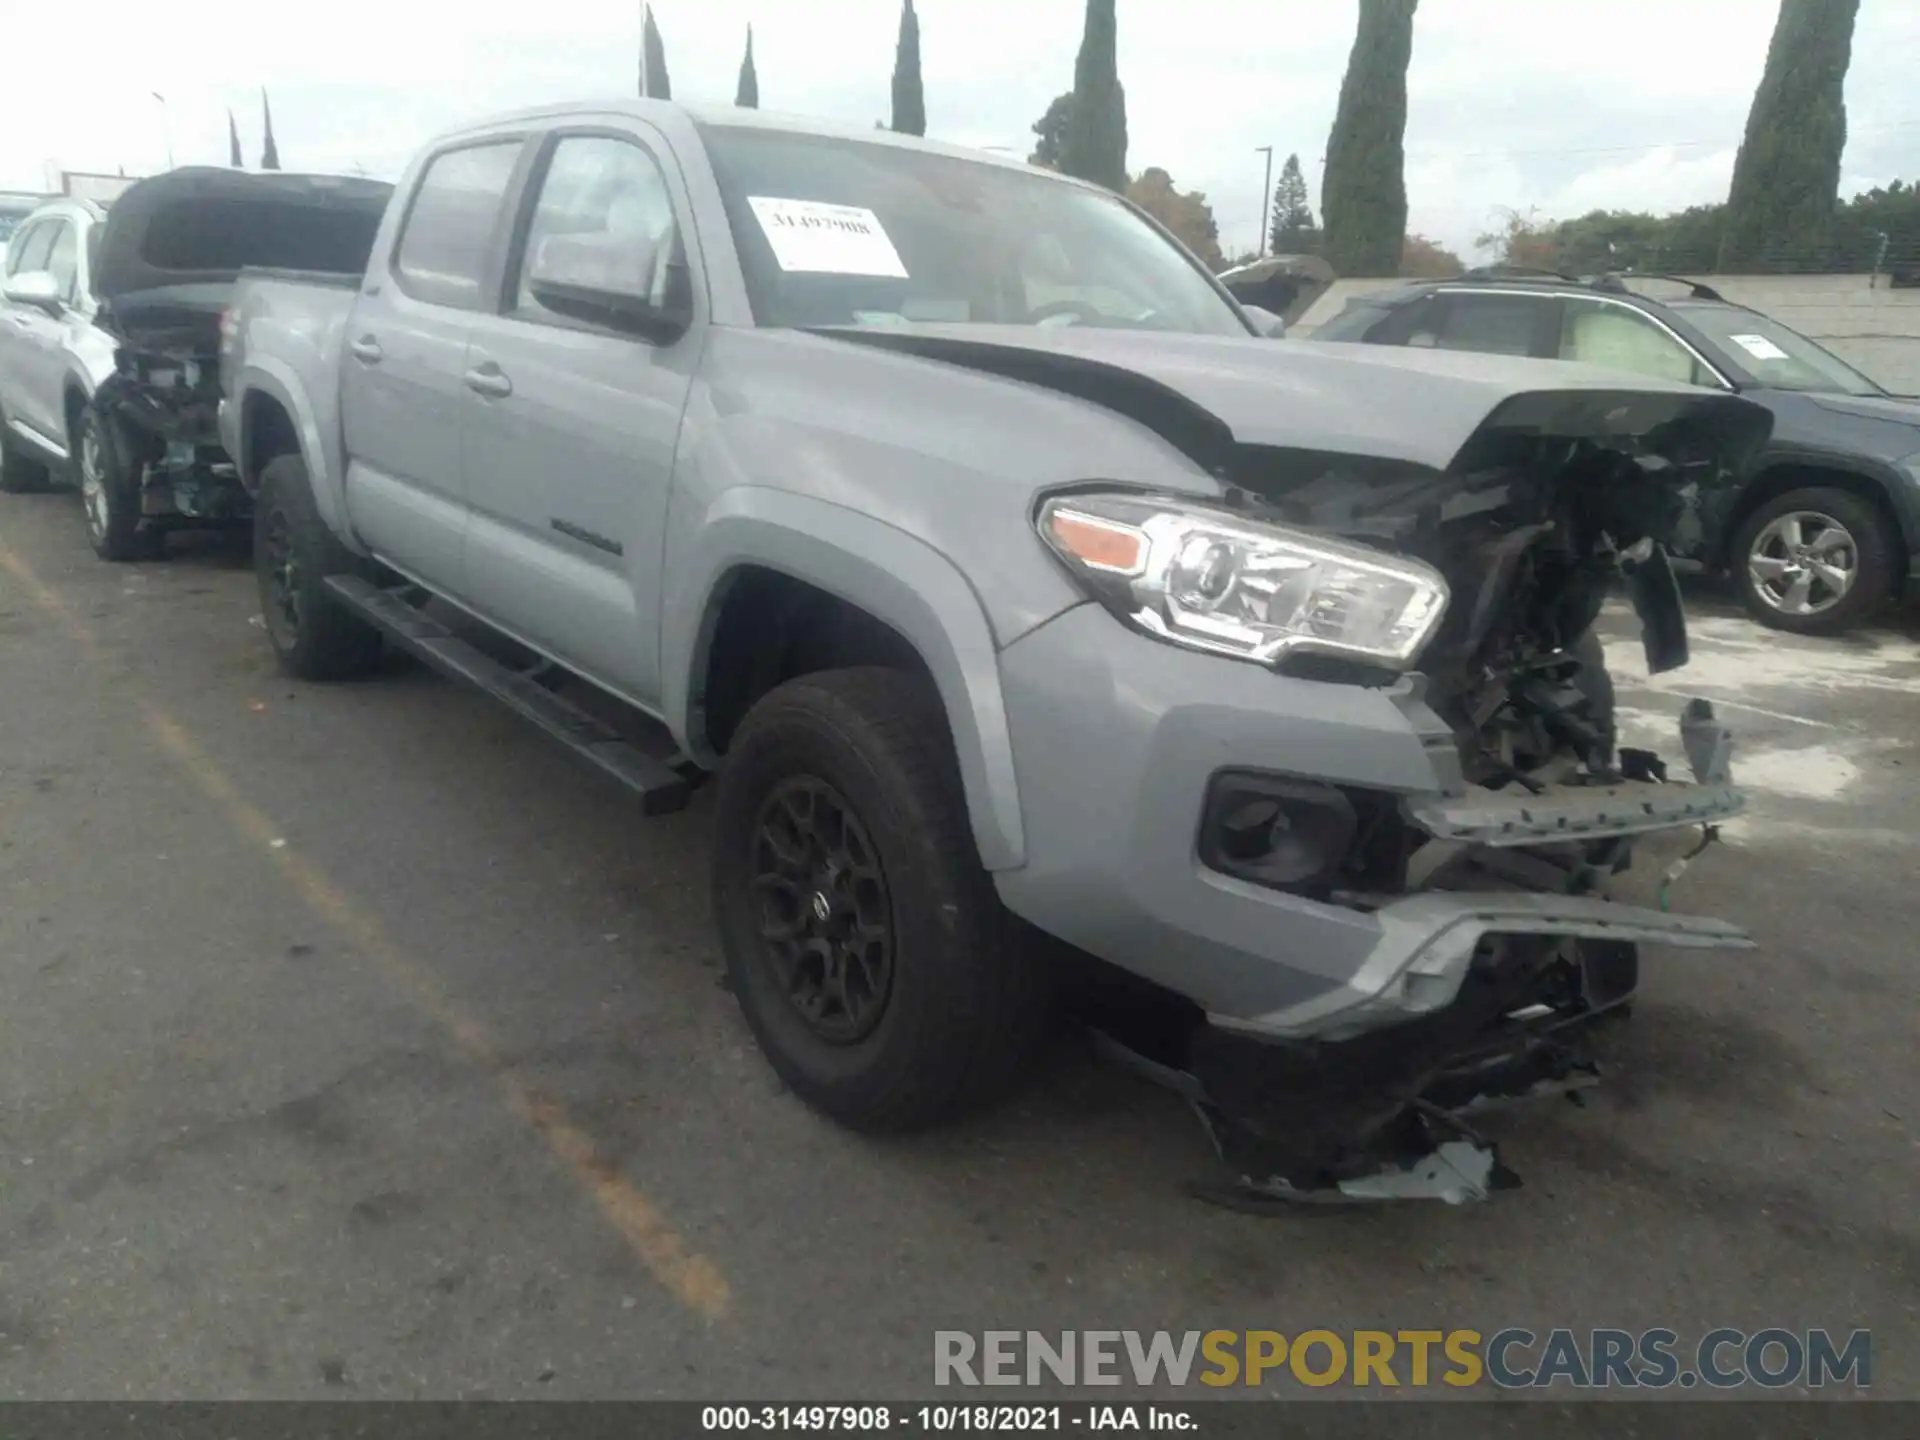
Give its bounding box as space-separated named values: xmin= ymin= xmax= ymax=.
xmin=0 ymin=197 xmax=114 ymax=495
xmin=219 ymin=100 xmax=1767 ymax=1207
xmin=77 ymin=166 xmax=393 ymax=559
xmin=1311 ymin=270 xmax=1920 ymax=635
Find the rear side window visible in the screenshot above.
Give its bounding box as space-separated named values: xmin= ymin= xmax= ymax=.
xmin=393 ymin=141 xmax=523 ymax=310
xmin=1435 ymin=294 xmax=1551 ymax=357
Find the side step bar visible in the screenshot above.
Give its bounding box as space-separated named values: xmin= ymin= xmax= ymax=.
xmin=324 ymin=575 xmax=693 ymax=816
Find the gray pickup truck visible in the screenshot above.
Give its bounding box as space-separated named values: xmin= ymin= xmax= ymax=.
xmin=221 ymin=100 xmax=1771 ymax=1207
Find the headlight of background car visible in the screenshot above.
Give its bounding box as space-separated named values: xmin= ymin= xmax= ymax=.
xmin=1037 ymin=492 xmax=1449 ymax=669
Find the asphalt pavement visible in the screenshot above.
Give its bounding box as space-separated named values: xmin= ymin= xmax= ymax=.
xmin=0 ymin=489 xmax=1915 ymax=1399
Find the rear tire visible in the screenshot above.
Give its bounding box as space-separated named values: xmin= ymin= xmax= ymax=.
xmin=77 ymin=407 xmax=147 ymax=561
xmin=254 ymin=453 xmax=383 ymax=680
xmin=1732 ymin=487 xmax=1896 ymax=636
xmin=712 ymin=667 xmax=1051 ymax=1132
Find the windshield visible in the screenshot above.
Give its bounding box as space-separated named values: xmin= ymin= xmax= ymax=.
xmin=1675 ymin=304 xmax=1884 ymax=397
xmin=696 ymin=124 xmax=1250 ymax=337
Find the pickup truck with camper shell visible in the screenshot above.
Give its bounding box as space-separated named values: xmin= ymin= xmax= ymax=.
xmin=220 ymin=99 xmax=1768 ymax=1207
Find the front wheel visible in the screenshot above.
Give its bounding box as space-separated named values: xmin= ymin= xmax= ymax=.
xmin=1732 ymin=487 xmax=1897 ymax=636
xmin=711 ymin=667 xmax=1051 ymax=1132
xmin=254 ymin=453 xmax=383 ymax=680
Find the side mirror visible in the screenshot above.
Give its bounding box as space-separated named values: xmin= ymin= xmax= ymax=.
xmin=4 ymin=270 xmax=65 ymax=315
xmin=1242 ymin=304 xmax=1288 ymax=339
xmin=526 ymin=232 xmax=691 ymax=343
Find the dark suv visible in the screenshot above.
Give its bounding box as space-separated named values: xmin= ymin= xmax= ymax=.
xmin=1312 ymin=270 xmax=1920 ymax=635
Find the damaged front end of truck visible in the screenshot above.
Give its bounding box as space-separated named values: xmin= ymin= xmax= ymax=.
xmin=1064 ymin=377 xmax=1772 ymax=1208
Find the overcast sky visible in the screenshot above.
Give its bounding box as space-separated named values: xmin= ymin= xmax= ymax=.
xmin=9 ymin=0 xmax=1918 ymax=259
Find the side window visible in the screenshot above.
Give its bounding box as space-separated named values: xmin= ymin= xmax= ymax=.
xmin=44 ymin=223 xmax=78 ymax=303
xmin=1365 ymin=294 xmax=1440 ymax=346
xmin=1435 ymin=294 xmax=1551 ymax=357
xmin=1558 ymin=299 xmax=1715 ymax=386
xmin=514 ymin=135 xmax=679 ymax=323
xmin=7 ymin=221 xmax=54 ymax=278
xmin=392 ymin=141 xmax=524 ymax=310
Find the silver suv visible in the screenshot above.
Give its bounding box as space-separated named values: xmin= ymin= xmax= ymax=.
xmin=0 ymin=197 xmax=116 ymax=492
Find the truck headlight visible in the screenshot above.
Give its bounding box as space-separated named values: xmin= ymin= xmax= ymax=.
xmin=1037 ymin=492 xmax=1450 ymax=669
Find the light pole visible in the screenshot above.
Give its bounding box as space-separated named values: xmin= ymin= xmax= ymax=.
xmin=1255 ymin=146 xmax=1273 ymax=258
xmin=152 ymin=92 xmax=175 ymax=170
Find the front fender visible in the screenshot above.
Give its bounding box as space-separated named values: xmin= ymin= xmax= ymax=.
xmin=233 ymin=360 xmax=362 ymax=552
xmin=662 ymin=486 xmax=1026 ymax=872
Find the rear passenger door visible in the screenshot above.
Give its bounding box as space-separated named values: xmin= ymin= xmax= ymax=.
xmin=457 ymin=122 xmax=702 ymax=706
xmin=342 ymin=137 xmax=524 ymax=598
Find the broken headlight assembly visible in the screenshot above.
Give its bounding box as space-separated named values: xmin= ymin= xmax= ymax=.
xmin=1036 ymin=492 xmax=1450 ymax=669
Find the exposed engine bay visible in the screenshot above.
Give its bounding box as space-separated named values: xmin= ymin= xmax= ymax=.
xmin=1093 ymin=414 xmax=1763 ymax=1208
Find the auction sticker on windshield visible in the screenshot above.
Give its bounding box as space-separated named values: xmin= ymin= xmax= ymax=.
xmin=1730 ymin=333 xmax=1791 ymax=362
xmin=747 ymin=197 xmax=908 ymax=277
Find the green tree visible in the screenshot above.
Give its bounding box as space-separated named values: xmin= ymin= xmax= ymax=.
xmin=1268 ymin=152 xmax=1318 ymax=254
xmin=1128 ymin=168 xmax=1223 ymax=269
xmin=1400 ymin=233 xmax=1462 ymax=278
xmin=734 ymin=26 xmax=759 ymax=108
xmin=1029 ymin=93 xmax=1074 ymax=169
xmin=1475 ymin=207 xmax=1558 ymax=270
xmin=641 ymin=5 xmax=672 ymax=100
xmin=891 ymin=0 xmax=926 ymax=136
xmin=1320 ymin=0 xmax=1417 ymax=277
xmin=1717 ymin=0 xmax=1861 ymax=272
xmin=1059 ymin=0 xmax=1127 ymax=191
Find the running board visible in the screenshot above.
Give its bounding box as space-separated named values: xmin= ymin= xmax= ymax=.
xmin=323 ymin=575 xmax=692 ymax=816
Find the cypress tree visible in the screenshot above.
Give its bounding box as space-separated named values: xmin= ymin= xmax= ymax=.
xmin=1320 ymin=0 xmax=1416 ymax=277
xmin=891 ymin=0 xmax=926 ymax=136
xmin=1058 ymin=0 xmax=1126 ymax=192
xmin=735 ymin=25 xmax=759 ymax=108
xmin=228 ymin=111 xmax=244 ymax=168
xmin=1717 ymin=0 xmax=1861 ymax=272
xmin=641 ymin=6 xmax=672 ymax=100
xmin=260 ymin=89 xmax=281 ymax=171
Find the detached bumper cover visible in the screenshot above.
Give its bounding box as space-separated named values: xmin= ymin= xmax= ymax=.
xmin=1208 ymin=892 xmax=1754 ymax=1043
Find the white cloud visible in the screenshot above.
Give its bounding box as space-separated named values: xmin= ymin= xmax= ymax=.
xmin=7 ymin=0 xmax=1916 ymax=265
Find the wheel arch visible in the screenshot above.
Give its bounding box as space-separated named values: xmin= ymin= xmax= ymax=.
xmin=664 ymin=488 xmax=1026 ymax=872
xmin=1721 ymin=462 xmax=1909 ymax=585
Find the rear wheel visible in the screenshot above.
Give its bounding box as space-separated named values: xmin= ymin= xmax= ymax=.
xmin=254 ymin=453 xmax=383 ymax=680
xmin=78 ymin=407 xmax=148 ymax=562
xmin=1732 ymin=487 xmax=1896 ymax=636
xmin=711 ymin=667 xmax=1051 ymax=1132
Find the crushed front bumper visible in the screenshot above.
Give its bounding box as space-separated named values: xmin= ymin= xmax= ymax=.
xmin=993 ymin=603 xmax=1751 ymax=1045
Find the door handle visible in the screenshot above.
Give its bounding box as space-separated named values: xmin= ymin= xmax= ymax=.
xmin=463 ymin=365 xmax=512 ymax=399
xmin=348 ymin=336 xmax=383 ymax=364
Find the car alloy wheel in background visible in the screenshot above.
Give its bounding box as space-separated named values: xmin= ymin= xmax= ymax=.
xmin=1746 ymin=510 xmax=1857 ymax=619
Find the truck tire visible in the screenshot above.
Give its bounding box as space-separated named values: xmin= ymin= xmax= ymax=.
xmin=712 ymin=667 xmax=1050 ymax=1132
xmin=77 ymin=407 xmax=149 ymax=561
xmin=1731 ymin=487 xmax=1896 ymax=637
xmin=254 ymin=453 xmax=383 ymax=680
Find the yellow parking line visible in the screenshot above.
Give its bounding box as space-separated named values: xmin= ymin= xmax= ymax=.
xmin=0 ymin=543 xmax=730 ymax=1322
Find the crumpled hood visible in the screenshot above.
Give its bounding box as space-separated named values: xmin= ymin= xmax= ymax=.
xmin=813 ymin=323 xmax=1773 ymax=475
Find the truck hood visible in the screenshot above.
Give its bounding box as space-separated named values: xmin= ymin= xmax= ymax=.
xmin=91 ymin=166 xmax=392 ymax=305
xmin=1803 ymin=390 xmax=1920 ymax=431
xmin=812 ymin=323 xmax=1772 ymax=477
